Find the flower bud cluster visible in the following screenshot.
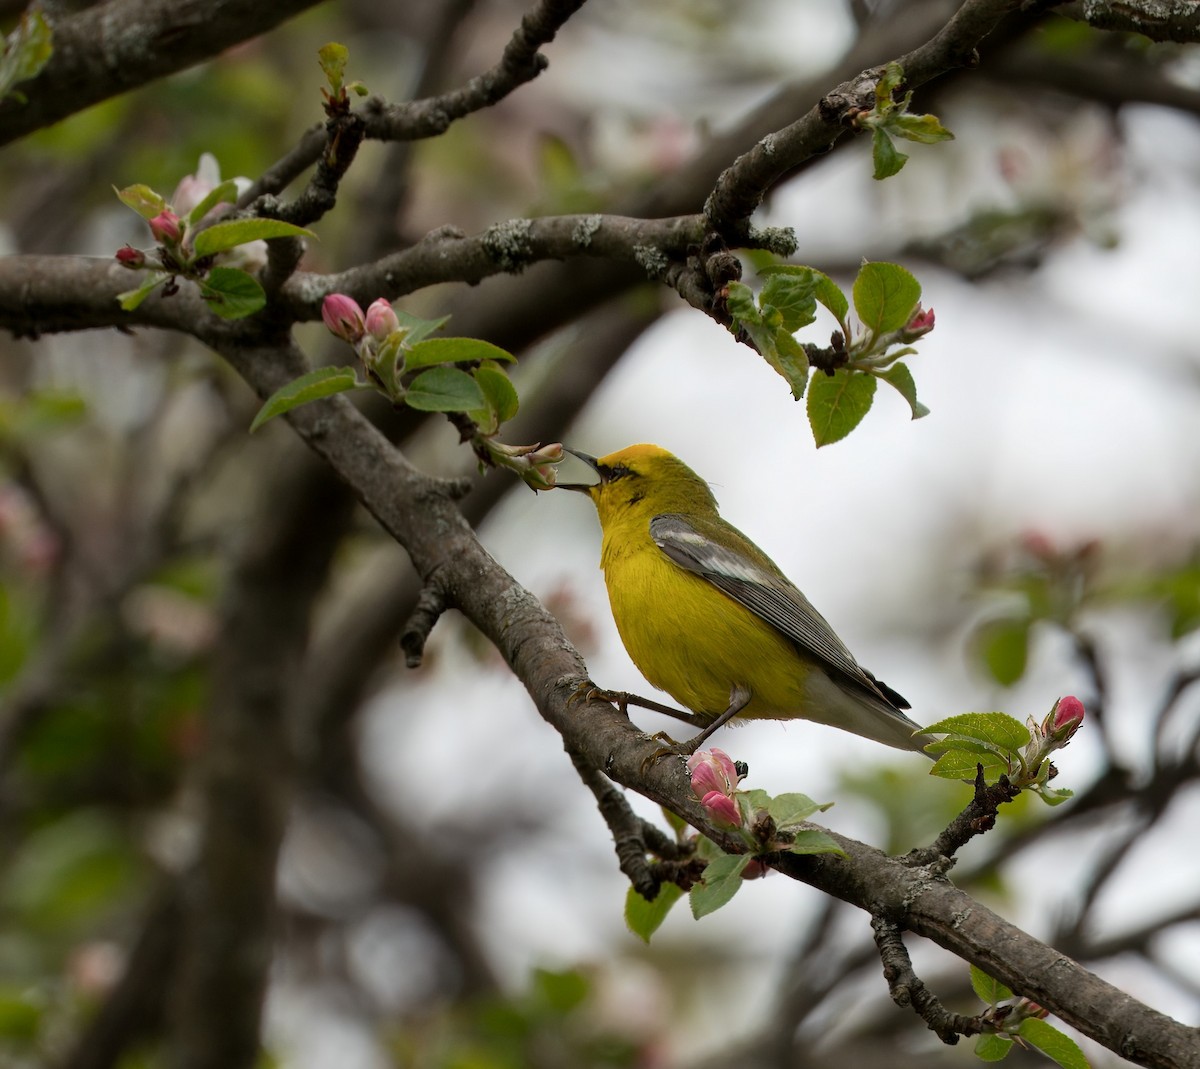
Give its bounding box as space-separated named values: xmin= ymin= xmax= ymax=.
xmin=687 ymin=749 xmax=745 ymax=829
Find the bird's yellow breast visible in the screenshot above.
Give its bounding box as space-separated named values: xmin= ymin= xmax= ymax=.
xmin=599 ymin=524 xmax=809 ymax=721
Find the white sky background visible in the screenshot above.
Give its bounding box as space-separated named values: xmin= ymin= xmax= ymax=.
xmin=281 ymin=6 xmax=1200 ymax=1067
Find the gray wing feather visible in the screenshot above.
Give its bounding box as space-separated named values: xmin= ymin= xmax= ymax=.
xmin=650 ymin=513 xmax=908 ymax=709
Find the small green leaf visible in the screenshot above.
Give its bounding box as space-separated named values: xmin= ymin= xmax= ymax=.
xmin=1019 ymin=1019 xmax=1090 ymax=1069
xmin=874 ymin=61 xmax=906 ymax=108
xmin=404 ymin=367 xmax=487 ymax=413
xmin=921 ymin=713 xmax=1032 ymax=753
xmin=877 ymin=363 xmax=930 ymax=419
xmin=929 ymin=749 xmax=1008 ymax=781
xmin=806 ymin=368 xmax=876 ymax=447
xmin=0 ymin=9 xmax=53 ymax=101
xmin=532 ymin=967 xmax=590 ymax=1015
xmin=975 ymin=616 xmax=1032 ymax=686
xmin=393 ymin=310 xmax=450 ymax=347
xmin=318 ymin=42 xmax=348 ymax=92
xmin=767 ymin=793 xmax=828 ymax=828
xmin=199 ymin=266 xmax=266 ymax=320
xmin=185 ymin=179 xmax=239 ymax=225
xmin=117 ymin=273 xmax=170 ymax=311
xmin=625 ymin=882 xmax=683 ymax=944
xmin=970 ymin=965 xmax=1014 ymax=1005
xmin=192 ymin=219 xmax=316 ymax=258
xmin=250 ymin=366 xmax=362 ymax=432
xmin=759 ymin=265 xmax=848 ymax=324
xmin=115 ymin=184 xmax=167 ymax=220
xmin=853 ymin=262 xmax=922 ymax=335
xmin=872 ymin=128 xmax=908 ymax=180
xmin=405 ymin=337 xmax=517 ymax=370
xmin=974 ymin=1033 xmax=1014 ymax=1062
xmin=469 ymin=364 xmax=520 ymax=433
xmin=689 ymin=854 xmax=749 ymax=918
xmin=760 ymin=273 xmax=818 ymax=333
xmin=891 ymin=112 xmax=955 ymax=145
xmin=1033 ymin=785 xmax=1075 ymax=807
xmin=789 ymin=829 xmax=846 ymax=857
xmin=771 ymin=331 xmax=810 ymax=400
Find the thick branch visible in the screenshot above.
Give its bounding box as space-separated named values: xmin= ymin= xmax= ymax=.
xmin=0 ymin=0 xmax=324 ymax=148
xmin=199 ymin=327 xmax=1196 ymax=1069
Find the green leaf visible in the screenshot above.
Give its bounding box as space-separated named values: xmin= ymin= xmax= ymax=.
xmin=199 ymin=267 xmax=266 ymax=320
xmin=532 ymin=967 xmax=590 ymax=1015
xmin=789 ymin=829 xmax=846 ymax=857
xmin=117 ymin=273 xmax=170 ymax=311
xmin=249 ymin=366 xmax=362 ymax=432
xmin=690 ymin=853 xmax=749 ymax=918
xmin=115 ymin=184 xmax=167 ymax=220
xmin=404 ymin=367 xmax=487 ymax=413
xmin=405 ymin=337 xmax=517 ymax=370
xmin=970 ymin=965 xmax=1014 ymax=1005
xmin=872 ymin=128 xmax=908 ymax=180
xmin=812 ymin=272 xmax=849 ymax=323
xmin=625 ymin=882 xmax=683 ymax=944
xmin=975 ymin=616 xmax=1032 ymax=686
xmin=921 ymin=713 xmax=1032 ymax=754
xmin=0 ymin=9 xmax=52 ymax=101
xmin=929 ymin=748 xmax=1009 ymax=781
xmin=1033 ymin=785 xmax=1075 ymax=807
xmin=0 ymin=989 xmax=41 ymax=1041
xmin=853 ymin=262 xmax=922 ymax=335
xmin=318 ymin=42 xmax=349 ymax=92
xmin=806 ymin=368 xmax=876 ymax=447
xmin=393 ymin=309 xmax=451 ymax=347
xmin=874 ymin=61 xmax=906 ymax=108
xmin=760 ymin=265 xmax=849 ymax=324
xmin=1019 ymin=1019 xmax=1090 ymax=1069
xmin=726 ymin=281 xmax=810 ymax=399
xmin=192 ymin=219 xmax=316 ymax=258
xmin=185 ymin=179 xmax=239 ymax=225
xmin=767 ymin=792 xmax=828 ymax=828
xmin=469 ymin=364 xmax=520 ymax=433
xmin=974 ymin=1033 xmax=1014 ymax=1062
xmin=891 ymin=112 xmax=955 ymax=145
xmin=771 ymin=331 xmax=811 ymax=400
xmin=877 ymin=363 xmax=930 ymax=419
xmin=759 ymin=273 xmax=818 ymax=333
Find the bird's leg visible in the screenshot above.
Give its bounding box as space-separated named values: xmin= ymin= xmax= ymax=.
xmin=569 ymin=682 xmax=700 ymax=726
xmin=678 ymin=684 xmax=752 ymax=754
xmin=642 ymin=685 xmax=752 ymax=771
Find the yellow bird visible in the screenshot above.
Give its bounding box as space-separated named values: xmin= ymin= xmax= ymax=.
xmin=558 ymin=444 xmax=931 ymax=754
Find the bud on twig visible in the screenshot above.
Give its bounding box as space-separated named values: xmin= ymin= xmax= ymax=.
xmin=321 ymin=294 xmax=366 ymax=344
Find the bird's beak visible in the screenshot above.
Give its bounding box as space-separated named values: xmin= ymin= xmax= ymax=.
xmin=556 ymin=447 xmax=605 ymax=493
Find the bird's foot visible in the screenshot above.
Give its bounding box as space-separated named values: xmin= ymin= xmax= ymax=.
xmin=638 ymin=731 xmax=699 ymax=775
xmin=568 ymin=682 xmax=631 ymax=714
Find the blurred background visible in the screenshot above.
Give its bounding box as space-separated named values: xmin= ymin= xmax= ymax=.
xmin=0 ymin=0 xmax=1198 ymax=1066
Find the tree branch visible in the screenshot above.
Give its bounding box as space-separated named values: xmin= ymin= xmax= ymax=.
xmin=0 ymin=0 xmax=325 ymax=147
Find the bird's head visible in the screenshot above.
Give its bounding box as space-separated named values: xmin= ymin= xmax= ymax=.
xmin=557 ymin=444 xmax=718 ymax=521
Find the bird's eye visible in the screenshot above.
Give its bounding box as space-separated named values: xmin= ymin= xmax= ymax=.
xmin=604 ymin=464 xmax=634 ymax=481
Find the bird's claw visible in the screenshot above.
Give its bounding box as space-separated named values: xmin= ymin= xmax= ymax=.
xmin=638 ymin=731 xmax=694 ymax=775
xmin=568 ymin=682 xmax=630 ymax=714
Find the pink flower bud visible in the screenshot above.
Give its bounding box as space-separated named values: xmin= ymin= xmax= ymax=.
xmin=1046 ymin=695 xmax=1085 ymax=742
xmin=365 ymin=298 xmax=399 ymax=341
xmin=321 ymin=294 xmax=366 ymax=343
xmin=901 ymin=305 xmax=935 ymax=340
xmin=148 ymin=210 xmax=182 ymax=245
xmin=700 ymin=790 xmax=742 ymax=828
xmin=115 ymin=245 xmax=146 ymax=269
xmin=687 ymin=749 xmax=740 ymax=799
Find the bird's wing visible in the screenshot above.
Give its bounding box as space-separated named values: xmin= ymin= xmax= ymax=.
xmin=649 ymin=513 xmax=909 ymax=709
